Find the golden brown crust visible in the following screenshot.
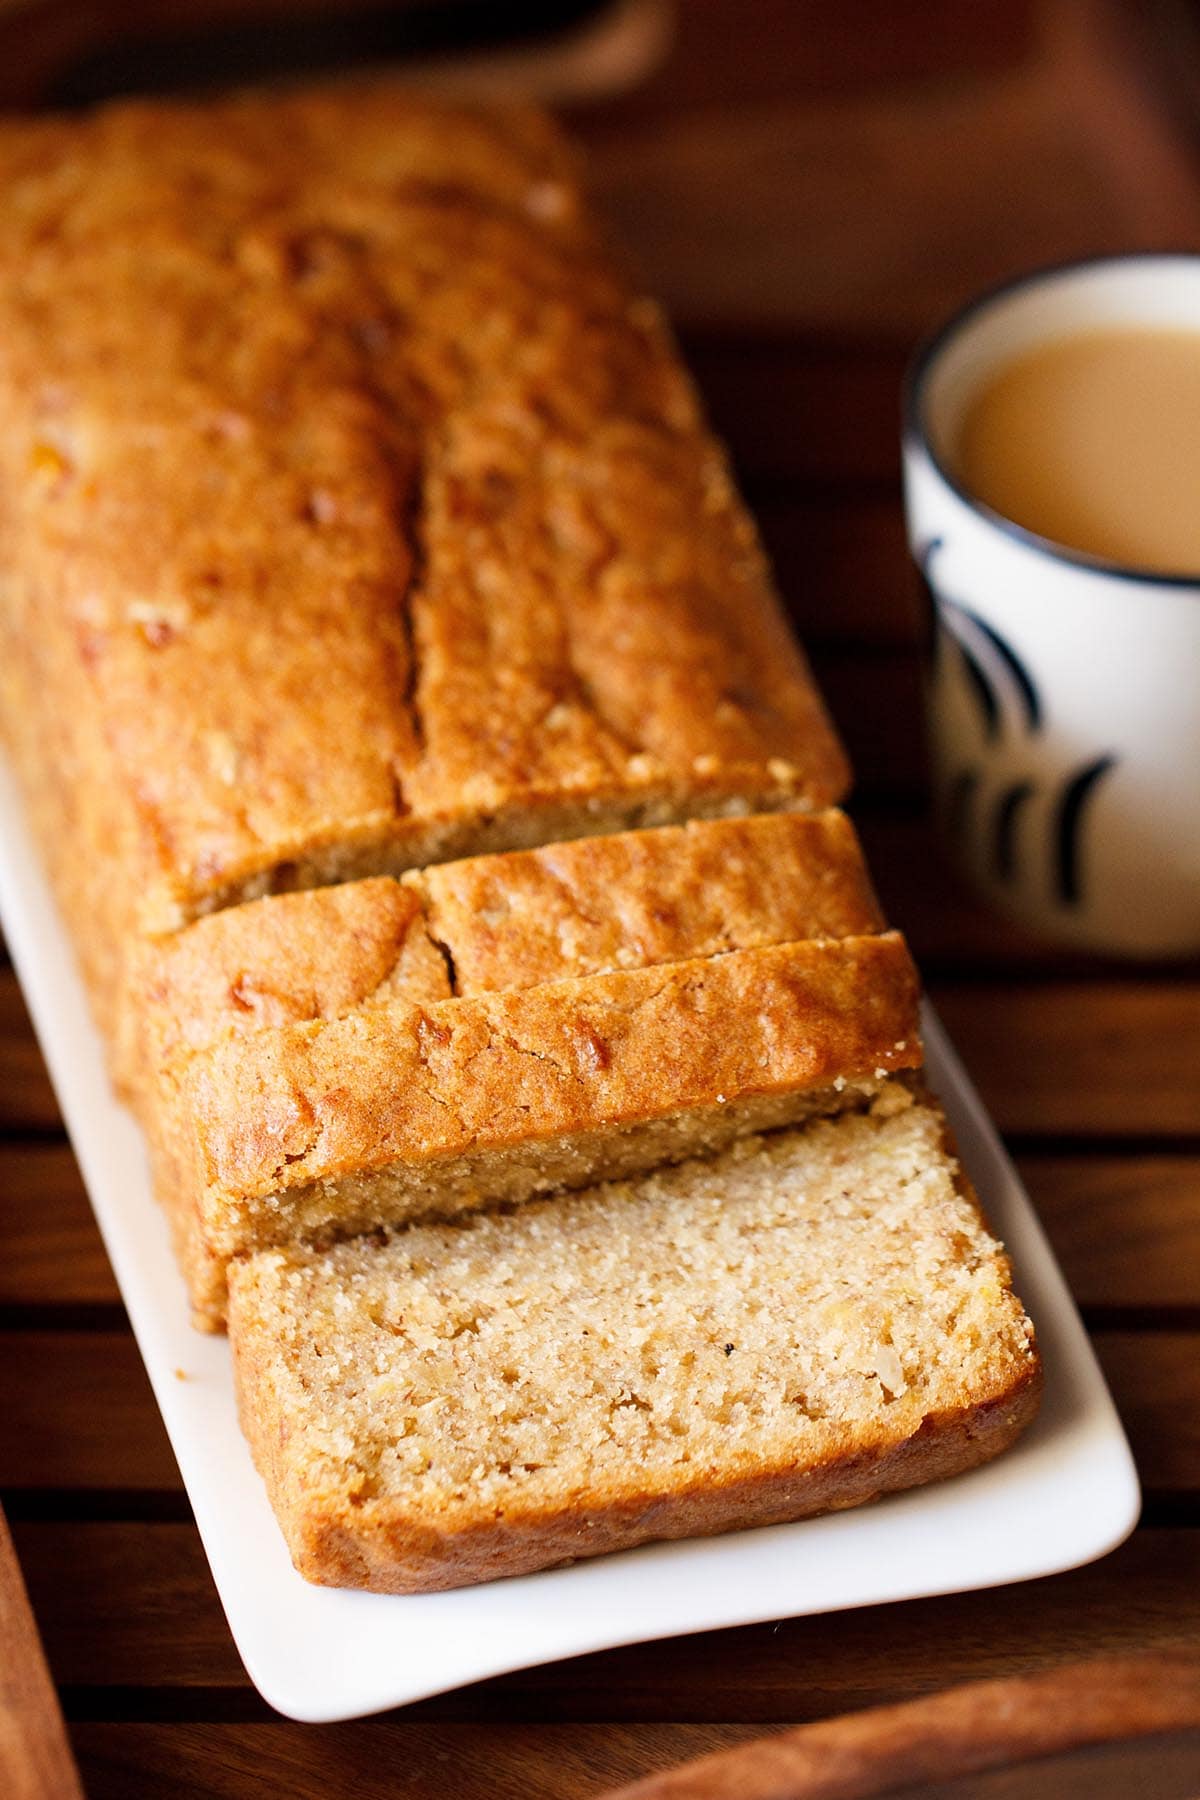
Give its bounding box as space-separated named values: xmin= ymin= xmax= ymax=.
xmin=271 ymin=1371 xmax=1042 ymax=1595
xmin=116 ymin=877 xmax=452 ymax=1101
xmin=169 ymin=932 xmax=921 ymax=1248
xmin=118 ymin=810 xmax=882 ymax=1099
xmin=412 ymin=810 xmax=883 ymax=995
xmin=130 ymin=811 xmax=912 ymax=1325
xmin=0 ymin=83 xmax=847 ymax=996
xmin=0 ymin=583 xmax=141 ymax=1037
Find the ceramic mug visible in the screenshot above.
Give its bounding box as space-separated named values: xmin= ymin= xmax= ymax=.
xmin=903 ymin=254 xmax=1200 ymax=958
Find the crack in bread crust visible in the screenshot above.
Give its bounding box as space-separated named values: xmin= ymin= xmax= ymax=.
xmin=169 ymin=934 xmax=920 ymax=1244
xmin=0 ymin=83 xmax=848 ymax=990
xmin=116 ymin=810 xmax=886 ymax=1096
xmin=127 ymin=815 xmax=918 ymax=1326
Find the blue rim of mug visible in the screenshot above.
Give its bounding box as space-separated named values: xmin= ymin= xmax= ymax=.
xmin=903 ymin=250 xmax=1200 ymax=591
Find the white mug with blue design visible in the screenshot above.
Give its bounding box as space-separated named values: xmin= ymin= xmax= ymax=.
xmin=903 ymin=255 xmax=1200 ymax=958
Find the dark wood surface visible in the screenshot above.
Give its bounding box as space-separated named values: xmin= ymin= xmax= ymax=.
xmin=2 ymin=2 xmax=1199 ymax=1794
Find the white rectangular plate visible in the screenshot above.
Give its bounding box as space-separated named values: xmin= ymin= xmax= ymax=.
xmin=0 ymin=759 xmax=1140 ymax=1722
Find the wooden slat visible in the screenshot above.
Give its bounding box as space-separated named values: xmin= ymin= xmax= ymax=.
xmin=817 ymin=651 xmax=928 ymax=796
xmin=0 ymin=1328 xmax=1192 ymax=1499
xmin=856 ymin=815 xmax=1091 ymax=969
xmin=71 ymin=1722 xmax=757 ymax=1800
xmin=0 ymin=1337 xmax=178 ymax=1492
xmin=590 ymin=3 xmax=1200 ymax=338
xmin=0 ymin=1149 xmax=118 ymax=1308
xmin=64 ymin=1698 xmax=1200 ymax=1800
xmin=14 ymin=1524 xmax=235 ymax=1692
xmin=8 ymin=1525 xmax=1196 ymax=1712
xmin=573 ymin=0 xmax=1036 ymax=120
xmin=1019 ymin=1158 xmax=1200 ymax=1310
xmin=683 ymin=338 xmax=909 ymax=484
xmin=930 ymin=983 xmax=1200 ymax=1138
xmin=0 ymin=981 xmax=60 ymax=1133
xmin=1093 ymin=1334 xmax=1200 ymax=1492
xmin=1096 ymin=1333 xmax=1198 ymax=1491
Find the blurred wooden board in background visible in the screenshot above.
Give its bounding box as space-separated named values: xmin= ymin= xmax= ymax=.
xmin=578 ymin=0 xmax=1200 ymax=332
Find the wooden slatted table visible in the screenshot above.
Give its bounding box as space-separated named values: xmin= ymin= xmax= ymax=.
xmin=2 ymin=2 xmax=1198 ymax=1794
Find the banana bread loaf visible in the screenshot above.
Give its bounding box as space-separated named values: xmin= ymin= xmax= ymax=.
xmin=0 ymin=85 xmax=1039 ymax=1611
xmin=0 ymin=84 xmax=847 ymax=1031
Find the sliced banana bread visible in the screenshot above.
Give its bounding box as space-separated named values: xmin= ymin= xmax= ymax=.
xmin=227 ymin=1088 xmax=1041 ymax=1593
xmin=135 ymin=813 xmax=919 ymax=1327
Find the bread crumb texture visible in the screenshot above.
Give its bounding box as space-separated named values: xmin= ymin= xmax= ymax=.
xmin=228 ymin=1096 xmax=1040 ymax=1591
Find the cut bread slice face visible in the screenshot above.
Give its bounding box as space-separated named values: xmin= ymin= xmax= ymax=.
xmin=134 ymin=813 xmax=922 ymax=1328
xmin=227 ymin=1087 xmax=1041 ymax=1594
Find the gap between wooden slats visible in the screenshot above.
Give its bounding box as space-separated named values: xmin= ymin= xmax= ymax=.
xmin=928 ymin=985 xmax=1200 ymax=1137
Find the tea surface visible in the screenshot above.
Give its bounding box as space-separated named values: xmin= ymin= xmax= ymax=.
xmin=954 ymin=326 xmax=1200 ymax=574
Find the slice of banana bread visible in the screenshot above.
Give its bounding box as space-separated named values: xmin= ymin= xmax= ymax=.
xmin=116 ymin=810 xmax=884 ymax=1102
xmin=134 ymin=812 xmax=919 ymax=1328
xmin=227 ymin=1088 xmax=1041 ymax=1594
xmin=162 ymin=932 xmax=920 ymax=1327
